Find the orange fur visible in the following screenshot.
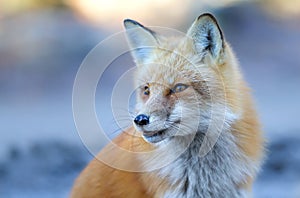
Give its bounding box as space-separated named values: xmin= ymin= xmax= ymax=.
xmin=70 ymin=127 xmax=169 ymax=197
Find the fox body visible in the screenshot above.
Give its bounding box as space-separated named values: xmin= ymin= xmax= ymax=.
xmin=70 ymin=14 xmax=264 ymax=197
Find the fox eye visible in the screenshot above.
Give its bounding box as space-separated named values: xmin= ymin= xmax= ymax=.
xmin=144 ymin=85 xmax=150 ymax=95
xmin=171 ymin=83 xmax=189 ymax=93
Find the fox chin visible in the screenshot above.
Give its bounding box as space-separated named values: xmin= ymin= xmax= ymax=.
xmin=70 ymin=13 xmax=264 ymax=198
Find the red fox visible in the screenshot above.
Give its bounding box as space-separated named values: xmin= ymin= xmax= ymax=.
xmin=70 ymin=13 xmax=264 ymax=197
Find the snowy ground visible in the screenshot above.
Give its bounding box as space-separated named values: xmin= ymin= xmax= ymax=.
xmin=0 ymin=3 xmax=300 ymax=198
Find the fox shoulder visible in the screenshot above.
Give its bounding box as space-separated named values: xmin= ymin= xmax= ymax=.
xmin=70 ymin=127 xmax=164 ymax=197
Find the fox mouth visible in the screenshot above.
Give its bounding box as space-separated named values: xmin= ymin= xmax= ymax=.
xmin=142 ymin=129 xmax=168 ymax=143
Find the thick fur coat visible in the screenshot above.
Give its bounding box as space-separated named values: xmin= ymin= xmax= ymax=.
xmin=70 ymin=13 xmax=264 ymax=198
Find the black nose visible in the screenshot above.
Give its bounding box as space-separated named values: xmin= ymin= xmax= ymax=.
xmin=134 ymin=114 xmax=149 ymax=126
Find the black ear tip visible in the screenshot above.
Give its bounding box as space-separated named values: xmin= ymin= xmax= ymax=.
xmin=124 ymin=19 xmax=144 ymax=28
xmin=197 ymin=13 xmax=218 ymax=23
xmin=124 ymin=19 xmax=134 ymax=24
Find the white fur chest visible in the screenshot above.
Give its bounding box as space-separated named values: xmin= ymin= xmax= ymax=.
xmin=155 ymin=132 xmax=257 ymax=198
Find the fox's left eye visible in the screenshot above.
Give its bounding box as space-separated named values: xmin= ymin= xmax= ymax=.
xmin=144 ymin=85 xmax=150 ymax=95
xmin=171 ymin=83 xmax=189 ymax=93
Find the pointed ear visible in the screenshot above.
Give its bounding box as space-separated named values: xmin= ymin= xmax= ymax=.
xmin=187 ymin=13 xmax=224 ymax=60
xmin=124 ymin=19 xmax=158 ymax=64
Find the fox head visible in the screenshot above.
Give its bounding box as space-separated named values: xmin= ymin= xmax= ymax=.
xmin=124 ymin=14 xmax=241 ymax=144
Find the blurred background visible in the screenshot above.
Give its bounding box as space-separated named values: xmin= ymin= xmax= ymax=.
xmin=0 ymin=0 xmax=300 ymax=197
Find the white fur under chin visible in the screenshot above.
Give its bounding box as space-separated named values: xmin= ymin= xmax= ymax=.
xmin=157 ymin=131 xmax=258 ymax=198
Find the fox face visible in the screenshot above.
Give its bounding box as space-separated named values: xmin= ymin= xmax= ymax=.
xmin=124 ymin=14 xmax=238 ymax=144
xmin=134 ymin=70 xmax=202 ymax=143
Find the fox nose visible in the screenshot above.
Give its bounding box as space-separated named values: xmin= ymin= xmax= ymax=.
xmin=134 ymin=114 xmax=149 ymax=126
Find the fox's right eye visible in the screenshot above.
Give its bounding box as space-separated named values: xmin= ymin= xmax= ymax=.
xmin=144 ymin=86 xmax=150 ymax=95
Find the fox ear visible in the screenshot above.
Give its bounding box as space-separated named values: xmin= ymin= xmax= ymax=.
xmin=124 ymin=19 xmax=158 ymax=64
xmin=187 ymin=13 xmax=224 ymax=60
